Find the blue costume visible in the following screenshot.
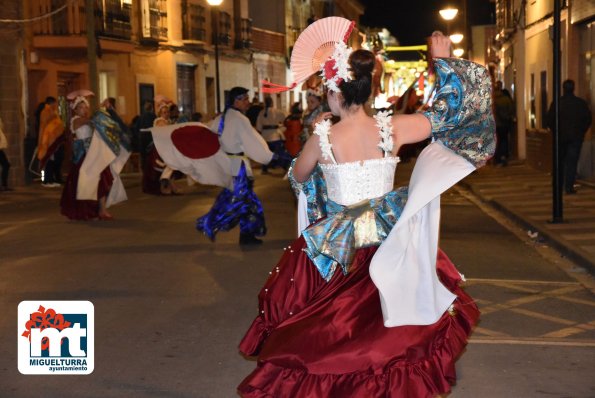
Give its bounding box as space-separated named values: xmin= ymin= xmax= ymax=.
xmin=196 ymin=87 xmax=274 ymax=244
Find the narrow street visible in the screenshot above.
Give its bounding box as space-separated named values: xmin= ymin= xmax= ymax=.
xmin=1 ymin=165 xmax=594 ymax=397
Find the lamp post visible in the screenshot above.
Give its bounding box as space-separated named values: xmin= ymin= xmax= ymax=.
xmin=439 ymin=7 xmax=458 ymax=35
xmin=207 ymin=0 xmax=223 ymax=114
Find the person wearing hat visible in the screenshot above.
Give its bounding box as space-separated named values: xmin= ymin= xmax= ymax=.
xmin=196 ymin=86 xmax=274 ymax=245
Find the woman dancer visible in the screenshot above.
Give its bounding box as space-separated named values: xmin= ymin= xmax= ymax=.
xmin=60 ymin=96 xmax=113 ymax=220
xmin=238 ymin=21 xmax=495 ymax=398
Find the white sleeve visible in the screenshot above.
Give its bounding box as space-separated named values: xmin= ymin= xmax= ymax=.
xmin=239 ymin=116 xmax=274 ymax=165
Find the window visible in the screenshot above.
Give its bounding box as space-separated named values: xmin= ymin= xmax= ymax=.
xmin=182 ymin=1 xmax=206 ymax=42
xmin=236 ymin=18 xmax=252 ymax=49
xmin=540 ymin=71 xmax=548 ymax=129
xmin=140 ymin=0 xmax=168 ymax=41
xmin=217 ymin=11 xmax=232 ymax=46
xmin=139 ymin=83 xmax=155 ymax=115
xmin=98 ymin=0 xmax=132 ymax=39
xmin=177 ymin=64 xmax=197 ymax=116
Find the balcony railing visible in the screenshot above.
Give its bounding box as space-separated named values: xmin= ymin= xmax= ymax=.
xmin=495 ymin=0 xmax=515 ymax=32
xmin=235 ymin=17 xmax=252 ymax=49
xmin=98 ymin=0 xmax=132 ymax=39
xmin=140 ymin=0 xmax=168 ymax=42
xmin=215 ymin=11 xmax=232 ymax=46
xmin=29 ymin=0 xmax=131 ymax=40
xmin=182 ymin=0 xmax=206 ymax=42
xmin=251 ymin=27 xmax=285 ymax=55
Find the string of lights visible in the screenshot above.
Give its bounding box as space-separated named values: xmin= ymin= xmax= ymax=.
xmin=0 ymin=0 xmax=75 ymax=24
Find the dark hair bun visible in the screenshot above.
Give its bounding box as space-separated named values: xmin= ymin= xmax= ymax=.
xmin=339 ymin=49 xmax=375 ymax=108
xmin=349 ymin=49 xmax=375 ymax=80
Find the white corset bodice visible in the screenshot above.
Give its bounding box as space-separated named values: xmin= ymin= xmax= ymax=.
xmin=320 ymin=157 xmax=398 ymax=205
xmin=70 ymin=116 xmax=92 ymax=140
xmin=314 ymin=111 xmax=399 ymax=206
xmin=74 ymin=124 xmax=92 ymax=140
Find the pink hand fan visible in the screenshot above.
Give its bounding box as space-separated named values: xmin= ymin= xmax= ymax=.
xmin=262 ymin=17 xmax=355 ymax=93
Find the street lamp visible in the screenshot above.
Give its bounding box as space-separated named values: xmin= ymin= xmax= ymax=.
xmin=453 ymin=48 xmax=464 ymax=57
xmin=439 ymin=7 xmax=458 ymax=34
xmin=207 ymin=0 xmax=223 ymax=114
xmin=439 ymin=8 xmax=458 ymax=21
xmin=449 ymin=33 xmax=464 ymax=44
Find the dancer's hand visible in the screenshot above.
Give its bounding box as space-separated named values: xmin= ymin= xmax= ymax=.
xmin=311 ymin=112 xmax=333 ymax=129
xmin=430 ymin=31 xmax=451 ymax=58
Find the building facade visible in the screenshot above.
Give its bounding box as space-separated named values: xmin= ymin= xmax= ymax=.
xmin=494 ymin=0 xmax=594 ymax=176
xmin=5 ymin=0 xmax=362 ymax=186
xmin=0 ymin=2 xmax=25 ymax=188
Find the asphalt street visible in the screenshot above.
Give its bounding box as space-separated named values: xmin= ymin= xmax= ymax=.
xmin=0 ymin=165 xmax=594 ymax=398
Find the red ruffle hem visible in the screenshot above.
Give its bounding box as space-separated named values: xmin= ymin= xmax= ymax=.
xmin=238 ymin=237 xmax=479 ymax=398
xmin=60 ymin=157 xmax=113 ymax=220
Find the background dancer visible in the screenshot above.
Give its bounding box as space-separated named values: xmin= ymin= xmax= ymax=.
xmin=147 ymin=98 xmax=182 ymax=195
xmin=60 ymin=93 xmax=130 ymax=220
xmin=60 ymin=95 xmax=112 ymax=220
xmin=196 ymin=87 xmax=274 ymax=245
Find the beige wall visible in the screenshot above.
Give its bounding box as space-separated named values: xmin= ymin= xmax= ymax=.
xmin=527 ymin=0 xmax=553 ymax=25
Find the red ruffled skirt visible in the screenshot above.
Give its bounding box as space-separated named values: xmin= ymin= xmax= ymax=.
xmin=60 ymin=157 xmax=113 ymax=220
xmin=238 ymin=237 xmax=479 ymax=398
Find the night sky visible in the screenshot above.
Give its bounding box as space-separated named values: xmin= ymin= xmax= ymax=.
xmin=359 ymin=0 xmax=496 ymax=46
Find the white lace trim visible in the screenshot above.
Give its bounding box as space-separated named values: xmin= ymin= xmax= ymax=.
xmin=319 ymin=156 xmax=399 ymax=170
xmin=374 ymin=110 xmax=394 ymax=155
xmin=313 ymin=119 xmax=334 ymax=162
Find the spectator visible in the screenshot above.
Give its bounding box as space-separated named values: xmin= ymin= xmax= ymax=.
xmin=283 ymin=102 xmax=303 ymax=157
xmin=493 ymin=81 xmax=515 ymax=166
xmin=547 ymin=79 xmax=592 ymax=194
xmin=137 ymin=100 xmax=156 ymax=168
xmin=246 ymin=96 xmax=263 ymax=127
xmin=0 ymin=116 xmax=11 ymax=191
xmin=38 ymin=96 xmax=65 ymax=187
xmin=191 ymin=112 xmax=203 ymax=122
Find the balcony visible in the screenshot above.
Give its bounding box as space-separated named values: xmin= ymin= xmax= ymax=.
xmin=29 ymin=0 xmax=134 ymax=53
xmin=251 ymin=27 xmax=285 ymax=55
xmin=215 ymin=11 xmax=232 ymax=47
xmin=30 ymin=0 xmax=131 ymax=40
xmin=182 ymin=0 xmax=206 ymax=43
xmin=140 ymin=0 xmax=168 ymax=42
xmin=235 ymin=17 xmax=252 ymax=50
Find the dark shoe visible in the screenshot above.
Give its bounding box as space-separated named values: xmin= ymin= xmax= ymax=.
xmin=239 ymin=233 xmax=263 ymax=245
xmin=160 ymin=179 xmax=172 ymax=195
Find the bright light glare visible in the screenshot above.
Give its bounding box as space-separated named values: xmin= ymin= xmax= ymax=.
xmin=207 ymin=0 xmax=223 ymax=5
xmin=453 ymin=48 xmax=464 ymax=57
xmin=450 ymin=33 xmax=464 ymax=44
xmin=439 ymin=8 xmax=459 ymax=21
